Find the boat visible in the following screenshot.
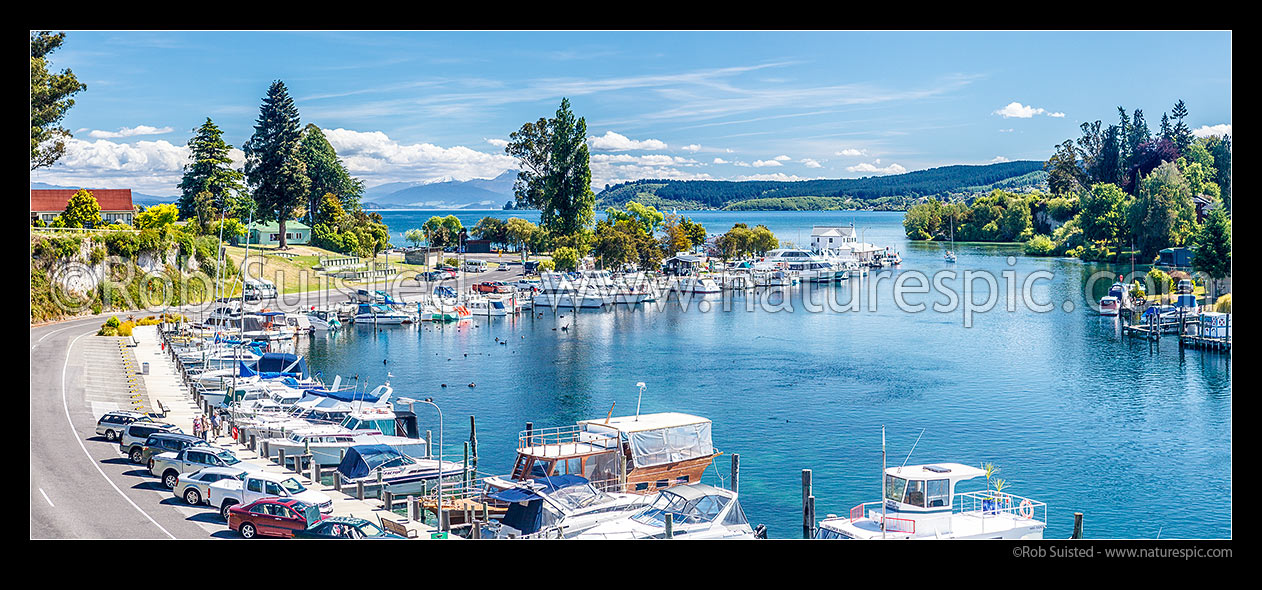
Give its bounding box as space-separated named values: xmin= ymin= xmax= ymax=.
xmin=573 ymin=484 xmax=762 ymax=539
xmin=334 ymin=444 xmax=465 ymax=498
xmin=814 ymin=462 xmax=1046 ymax=540
xmin=1099 ymin=281 xmax=1128 ymax=316
xmin=945 ymin=216 xmax=957 ymax=263
xmin=497 ymin=411 xmax=722 ymax=495
xmin=533 ymin=272 xmax=611 ymax=309
xmin=486 ymin=474 xmax=654 ymax=539
xmin=305 ymin=309 xmax=342 ymax=331
xmin=352 ymin=303 xmax=415 ymax=325
xmin=670 ymin=274 xmax=722 ymax=294
xmin=755 ymin=248 xmax=839 ymax=283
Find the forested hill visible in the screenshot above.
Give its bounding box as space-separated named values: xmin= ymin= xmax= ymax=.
xmin=595 ymin=161 xmax=1047 ymax=210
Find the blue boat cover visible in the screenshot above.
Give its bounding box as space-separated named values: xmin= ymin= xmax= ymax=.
xmin=304 ymin=386 xmax=384 ymax=403
xmin=256 ymin=353 xmax=309 ymax=379
xmin=237 ymin=360 xmax=257 ymax=378
xmin=336 ymin=444 xmax=413 ymax=480
xmin=487 ymin=475 xmax=589 ymax=503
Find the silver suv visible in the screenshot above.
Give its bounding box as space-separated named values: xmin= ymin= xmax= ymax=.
xmin=118 ymin=422 xmax=182 ymax=462
xmin=96 ymin=411 xmax=151 ymax=441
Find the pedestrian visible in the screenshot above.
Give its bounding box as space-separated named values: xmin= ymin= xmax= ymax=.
xmin=192 ymin=416 xmax=202 ymax=440
xmin=211 ymin=412 xmax=222 ymax=439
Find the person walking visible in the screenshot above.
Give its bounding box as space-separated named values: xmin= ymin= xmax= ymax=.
xmin=192 ymin=416 xmax=203 ymax=441
xmin=210 ymin=412 xmax=222 ymax=439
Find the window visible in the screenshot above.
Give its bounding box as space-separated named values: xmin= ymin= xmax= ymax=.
xmin=903 ymin=479 xmax=926 ymax=507
xmin=247 ymin=479 xmax=264 ymax=493
xmin=885 ymin=475 xmax=907 ymax=503
xmin=264 ymin=481 xmax=285 ymax=496
xmin=926 ymin=479 xmax=950 ymax=508
xmin=250 ymin=503 xmax=270 ymax=514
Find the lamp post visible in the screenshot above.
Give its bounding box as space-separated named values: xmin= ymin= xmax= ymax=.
xmin=401 ymin=396 xmax=444 ymax=529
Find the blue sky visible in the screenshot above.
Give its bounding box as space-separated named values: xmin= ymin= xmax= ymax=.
xmin=33 ymin=30 xmax=1232 ymax=196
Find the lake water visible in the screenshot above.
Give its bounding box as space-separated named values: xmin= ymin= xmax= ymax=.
xmin=305 ymin=210 xmax=1230 ymax=539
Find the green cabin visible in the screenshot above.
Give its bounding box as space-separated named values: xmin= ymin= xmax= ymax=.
xmin=247 ymin=221 xmax=311 ymax=246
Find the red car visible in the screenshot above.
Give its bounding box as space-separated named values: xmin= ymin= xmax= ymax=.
xmin=473 ymin=281 xmax=511 ymax=294
xmin=227 ymin=497 xmax=325 ymax=539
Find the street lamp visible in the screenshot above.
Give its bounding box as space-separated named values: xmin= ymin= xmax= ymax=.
xmin=400 ymin=396 xmax=444 ymax=529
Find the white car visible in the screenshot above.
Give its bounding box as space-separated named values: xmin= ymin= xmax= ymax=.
xmin=173 ymin=466 xmax=249 ymax=506
xmin=208 ymin=471 xmax=333 ymax=520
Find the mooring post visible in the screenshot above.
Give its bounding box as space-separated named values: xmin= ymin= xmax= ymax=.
xmin=357 ymin=480 xmax=365 ymax=501
xmin=463 ymin=441 xmax=470 ymax=489
xmin=312 ymin=461 xmax=320 ymax=484
xmin=807 ymin=495 xmax=816 ymax=539
xmin=469 ymin=415 xmax=478 ymax=468
xmin=383 ymin=490 xmax=393 ymax=512
xmin=277 ymin=449 xmax=285 ymax=469
xmin=802 ymin=469 xmax=813 ymax=539
xmin=731 ymin=453 xmax=740 ymax=494
xmin=1072 ymin=512 xmax=1084 ymax=539
xmin=409 ymin=495 xmax=418 ymax=522
xmin=665 ymin=513 xmax=674 ymax=539
xmin=426 ymin=430 xmax=432 ymax=459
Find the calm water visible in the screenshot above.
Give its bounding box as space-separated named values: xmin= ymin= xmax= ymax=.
xmin=307 ymin=210 xmax=1231 ymax=539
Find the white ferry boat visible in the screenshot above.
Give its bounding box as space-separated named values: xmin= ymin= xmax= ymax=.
xmin=815 ymin=462 xmax=1046 ymax=540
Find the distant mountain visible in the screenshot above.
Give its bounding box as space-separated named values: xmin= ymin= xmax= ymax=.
xmin=596 ymin=161 xmax=1049 ymax=210
xmin=30 ymin=182 xmax=176 ymax=207
xmin=363 ymin=170 xmax=517 ymax=209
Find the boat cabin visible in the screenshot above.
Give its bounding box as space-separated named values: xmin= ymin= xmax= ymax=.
xmin=884 ymin=463 xmax=985 ymax=513
xmin=509 ymin=412 xmax=720 ymax=494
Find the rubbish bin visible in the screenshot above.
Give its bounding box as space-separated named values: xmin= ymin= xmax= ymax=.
xmin=142 ymin=362 xmax=150 ymax=375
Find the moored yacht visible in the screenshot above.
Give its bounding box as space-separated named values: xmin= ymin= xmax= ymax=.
xmin=573 ymin=484 xmax=762 ymax=539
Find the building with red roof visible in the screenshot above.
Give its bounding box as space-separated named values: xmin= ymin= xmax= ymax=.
xmin=31 ymin=189 xmax=135 ymax=225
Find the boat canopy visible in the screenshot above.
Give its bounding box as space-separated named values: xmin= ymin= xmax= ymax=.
xmin=304 ymin=385 xmax=388 ymax=403
xmin=492 ymin=475 xmax=590 ymax=535
xmin=336 ymin=444 xmax=414 ymax=480
xmin=489 ymin=475 xmax=589 ymax=504
xmin=256 ymin=353 xmax=309 ymax=379
xmin=579 ymin=413 xmax=714 ymax=468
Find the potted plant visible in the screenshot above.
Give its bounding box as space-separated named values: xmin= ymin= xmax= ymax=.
xmin=981 ymin=463 xmax=1000 ymax=513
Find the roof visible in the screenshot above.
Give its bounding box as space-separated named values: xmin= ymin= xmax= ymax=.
xmin=811 ymin=226 xmax=856 ymax=238
xmin=249 ymin=220 xmax=312 ymax=232
xmin=660 ymin=483 xmax=729 ymax=501
xmin=886 ymin=463 xmax=987 ymax=481
xmin=578 ymin=412 xmax=710 ymax=433
xmin=31 ymin=188 xmax=134 ymax=212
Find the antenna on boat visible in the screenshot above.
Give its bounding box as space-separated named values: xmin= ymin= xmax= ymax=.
xmin=635 ymin=382 xmax=646 ymax=421
xmin=898 ymin=428 xmax=926 ymax=473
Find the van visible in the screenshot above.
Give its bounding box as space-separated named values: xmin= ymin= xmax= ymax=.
xmin=463 ymin=259 xmax=488 ymax=273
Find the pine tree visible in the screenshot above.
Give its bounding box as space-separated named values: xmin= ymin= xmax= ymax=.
xmin=178 ymin=118 xmax=246 ymax=225
xmin=1159 ymin=112 xmax=1173 ymax=143
xmin=1126 ymin=109 xmax=1151 ymax=169
xmin=1170 ymin=100 xmax=1194 ymax=155
xmin=1192 ymin=206 xmax=1231 ymax=298
xmin=31 ymin=31 xmax=87 ymax=170
xmin=297 ymin=124 xmax=364 ymax=224
xmin=243 ymin=81 xmax=310 ymax=249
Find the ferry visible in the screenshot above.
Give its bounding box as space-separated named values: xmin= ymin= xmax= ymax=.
xmin=815 ymin=462 xmax=1046 ymax=540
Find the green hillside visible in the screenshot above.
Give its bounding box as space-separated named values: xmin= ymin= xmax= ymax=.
xmin=596 ymin=161 xmax=1048 ymax=210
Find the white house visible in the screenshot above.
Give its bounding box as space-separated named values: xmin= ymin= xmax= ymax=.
xmin=810 ymin=225 xmax=857 ymax=252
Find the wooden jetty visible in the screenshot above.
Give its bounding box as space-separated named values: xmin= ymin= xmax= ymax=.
xmin=1121 ymin=306 xmax=1231 ymax=353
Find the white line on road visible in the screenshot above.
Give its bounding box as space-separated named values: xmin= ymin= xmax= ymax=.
xmin=39 ymin=488 xmax=55 ymax=507
xmin=61 ymin=331 xmax=177 ymax=539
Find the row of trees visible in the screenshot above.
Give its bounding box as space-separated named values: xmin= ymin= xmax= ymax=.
xmin=903 ymin=189 xmax=1069 ymax=244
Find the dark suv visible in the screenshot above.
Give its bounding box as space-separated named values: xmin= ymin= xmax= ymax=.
xmin=121 ymin=428 xmax=197 ymax=465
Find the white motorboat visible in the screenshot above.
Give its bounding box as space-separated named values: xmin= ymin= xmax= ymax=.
xmin=305 ymin=309 xmax=342 ymax=331
xmin=814 ymin=462 xmax=1047 ymax=540
xmin=486 ymin=475 xmax=654 ymax=539
xmin=573 ymin=484 xmax=760 ymax=539
xmin=670 ymin=275 xmax=722 ymax=294
xmin=334 ymin=444 xmax=465 ymax=498
xmin=352 ymin=303 xmax=415 ymax=325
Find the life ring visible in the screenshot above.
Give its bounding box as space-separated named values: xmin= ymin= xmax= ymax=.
xmin=1019 ymin=499 xmax=1033 ymax=519
xmin=231 ymin=426 xmax=239 ymax=440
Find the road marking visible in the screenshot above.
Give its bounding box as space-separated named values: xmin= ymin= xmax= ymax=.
xmin=61 ymin=331 xmax=177 ymax=539
xmin=31 ymin=323 xmax=85 ymax=351
xmin=39 ymin=488 xmax=55 ymax=507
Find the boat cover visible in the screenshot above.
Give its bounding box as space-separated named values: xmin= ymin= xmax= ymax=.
xmin=303 ymin=386 xmax=385 ymax=403
xmin=256 ymin=353 xmax=309 ymax=379
xmin=337 ymin=444 xmax=414 ymax=480
xmin=492 ymin=475 xmax=589 ymax=535
xmin=488 ymin=475 xmax=589 ymax=503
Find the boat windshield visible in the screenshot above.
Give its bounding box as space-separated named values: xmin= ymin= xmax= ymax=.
xmin=885 ymin=474 xmax=908 ymax=503
xmin=548 ymin=484 xmax=613 ymax=511
xmin=631 ymin=491 xmax=728 ymax=526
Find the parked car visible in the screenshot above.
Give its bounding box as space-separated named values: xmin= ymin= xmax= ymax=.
xmin=173 ymin=466 xmax=248 ymax=505
xmin=473 ymin=281 xmax=511 ymax=294
xmin=118 ymin=423 xmax=183 ymax=463
xmin=414 ymin=270 xmax=448 ymax=282
xmin=293 ymin=516 xmax=406 ymax=539
xmin=523 ymin=260 xmax=540 ymax=273
xmin=126 ymin=432 xmax=208 ymax=467
xmin=150 ymin=445 xmax=260 ymax=489
xmin=227 ymin=498 xmax=325 ymax=539
xmin=209 ymin=471 xmax=334 ymax=520
xmin=96 ymin=410 xmax=151 ymax=442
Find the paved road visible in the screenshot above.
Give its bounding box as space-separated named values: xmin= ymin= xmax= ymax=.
xmin=29 ymin=315 xmax=230 ymax=539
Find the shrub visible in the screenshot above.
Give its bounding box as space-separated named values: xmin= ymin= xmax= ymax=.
xmin=89 ymin=246 xmax=106 ymax=265
xmin=1147 ymin=268 xmax=1172 ymax=296
xmin=536 ymin=259 xmax=556 ymax=272
xmin=444 ymin=257 xmax=459 ymax=267
xmin=552 ymin=247 xmax=579 ymax=271
xmin=1215 ymin=293 xmax=1231 ymax=313
xmin=1023 ymin=234 xmax=1056 ymax=256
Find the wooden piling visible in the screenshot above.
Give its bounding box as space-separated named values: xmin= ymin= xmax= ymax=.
xmin=408 ymin=495 xmax=418 ymax=522
xmin=1072 ymin=512 xmax=1084 ymax=539
xmin=425 ymin=430 xmax=432 ymax=459
xmin=807 ymin=495 xmax=816 ymax=539
xmin=469 ymin=415 xmax=478 ymax=467
xmin=731 ymin=453 xmax=740 ymax=494
xmin=311 ymin=461 xmax=320 ymax=484
xmin=334 ymin=473 xmax=342 ymax=492
xmin=664 ymin=513 xmax=673 ymax=539
xmin=383 ymin=490 xmax=393 ymax=511
xmin=802 ymin=469 xmax=813 ymax=539
xmin=277 ymin=449 xmax=286 ymax=469
xmin=357 ymin=480 xmax=365 ymax=501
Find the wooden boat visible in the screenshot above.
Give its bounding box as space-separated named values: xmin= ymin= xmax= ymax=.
xmin=499 ymin=412 xmax=722 ymax=496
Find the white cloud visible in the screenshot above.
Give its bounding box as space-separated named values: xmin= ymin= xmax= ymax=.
xmin=990 ymin=156 xmax=1010 ymax=163
xmin=322 ymin=128 xmax=517 ymax=185
xmin=713 ymin=157 xmax=729 ymax=164
xmin=801 ymin=158 xmax=823 ymax=168
xmin=680 ymin=144 xmax=701 ymax=152
xmin=1193 ymin=123 xmax=1232 ymax=138
xmin=30 ymin=137 xmax=224 ymax=196
xmin=587 ymin=131 xmax=668 ymax=151
xmin=733 ymin=173 xmax=821 ymax=182
xmin=773 ymin=154 xmax=791 ymax=161
xmin=484 ymin=138 xmax=508 ymax=148
xmin=752 ymin=159 xmax=783 ymax=168
xmin=847 ymin=161 xmax=907 ymax=175
xmin=87 ymin=125 xmax=175 ymax=139
xmin=999 ymin=128 xmax=1014 ymax=133
xmin=993 ymin=101 xmax=1063 ymax=119
xmin=732 ymin=161 xmax=752 ymax=167
xmin=836 ymin=148 xmax=868 ymax=157
xmin=591 ymin=154 xmax=698 ymax=167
